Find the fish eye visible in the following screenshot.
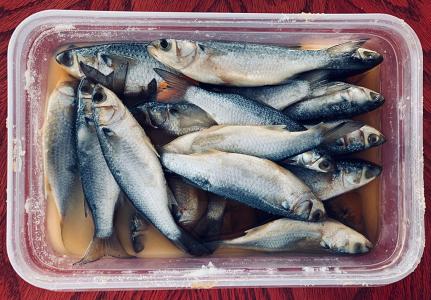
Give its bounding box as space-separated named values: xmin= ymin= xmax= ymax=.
xmin=335 ymin=138 xmax=344 ymax=146
xmin=92 ymin=90 xmax=106 ymax=103
xmin=368 ymin=133 xmax=379 ymax=145
xmin=318 ymin=160 xmax=332 ymax=171
xmin=56 ymin=50 xmax=74 ymax=67
xmin=160 ymin=39 xmax=171 ymax=51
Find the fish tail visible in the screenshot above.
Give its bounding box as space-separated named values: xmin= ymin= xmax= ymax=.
xmin=326 ymin=39 xmax=368 ymax=57
xmin=74 ymin=234 xmax=131 ymax=265
xmin=154 ymin=68 xmax=197 ymax=103
xmin=172 ymin=230 xmax=213 ymax=256
xmin=317 ymin=120 xmax=365 ymax=145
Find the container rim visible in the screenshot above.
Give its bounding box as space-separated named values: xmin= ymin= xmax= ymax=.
xmin=7 ymin=10 xmax=424 ymax=290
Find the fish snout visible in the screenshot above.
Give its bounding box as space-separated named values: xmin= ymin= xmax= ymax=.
xmin=56 ymin=50 xmax=74 ymax=67
xmin=369 ymin=91 xmax=385 ymax=104
xmin=364 ymin=164 xmax=382 ymax=179
xmin=308 ymin=199 xmax=326 ymax=222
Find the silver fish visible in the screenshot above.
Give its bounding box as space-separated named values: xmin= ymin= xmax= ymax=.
xmin=189 ymin=121 xmax=362 ymax=161
xmin=287 ymin=159 xmax=382 ymax=200
xmin=154 ymin=69 xmax=304 ymax=131
xmin=305 ymin=120 xmax=385 ymax=155
xmin=133 ymin=101 xmax=216 ymax=136
xmin=283 ymin=84 xmax=384 ymax=122
xmin=284 ymin=149 xmax=335 ymax=173
xmin=161 ymin=151 xmax=326 ymax=222
xmin=148 ymin=39 xmax=382 ymax=87
xmin=75 ymin=79 xmax=127 ymax=264
xmin=130 ymin=213 xmax=149 ymax=253
xmin=56 ymin=43 xmax=167 ymax=98
xmin=167 ymin=176 xmax=208 ymax=231
xmin=91 ymin=84 xmax=209 ymax=256
xmin=213 ymin=218 xmax=372 ymax=254
xmin=43 ymin=81 xmax=81 ymax=220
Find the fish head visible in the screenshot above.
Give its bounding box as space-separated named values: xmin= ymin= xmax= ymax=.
xmin=77 ymin=78 xmax=96 ymax=118
xmin=147 ymin=39 xmax=198 ymax=70
xmin=298 ymin=150 xmax=335 ymax=173
xmin=362 ymin=126 xmax=386 ymax=148
xmin=351 ymin=47 xmax=383 ymax=69
xmin=91 ymin=84 xmax=127 ymax=127
xmin=339 ymin=159 xmax=382 ymax=188
xmin=321 ymin=219 xmax=372 ymax=254
xmin=341 ymin=86 xmax=384 ymax=110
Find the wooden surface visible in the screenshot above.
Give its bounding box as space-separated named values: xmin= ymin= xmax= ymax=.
xmin=0 ymin=0 xmax=429 ymax=299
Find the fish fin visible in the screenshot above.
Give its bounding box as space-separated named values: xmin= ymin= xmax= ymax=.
xmin=79 ymin=62 xmax=113 ymax=88
xmin=326 ymin=39 xmax=368 ymax=56
xmin=166 ymin=186 xmax=179 ymax=211
xmin=193 ymin=197 xmax=227 ymax=239
xmin=74 ymin=235 xmax=132 ymax=265
xmin=154 ymin=68 xmax=196 ymax=102
xmin=320 ymin=120 xmax=365 ymax=145
xmin=173 ymin=230 xmax=212 ymax=256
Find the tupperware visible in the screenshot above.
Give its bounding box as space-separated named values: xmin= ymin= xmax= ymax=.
xmin=7 ymin=11 xmax=424 ymax=290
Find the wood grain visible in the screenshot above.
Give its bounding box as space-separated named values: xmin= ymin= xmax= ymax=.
xmin=0 ymin=0 xmax=429 ymax=299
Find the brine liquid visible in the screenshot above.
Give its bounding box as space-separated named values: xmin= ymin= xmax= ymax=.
xmin=45 ymin=56 xmax=381 ymax=259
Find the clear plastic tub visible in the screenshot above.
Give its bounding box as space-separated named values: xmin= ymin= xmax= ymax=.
xmin=7 ymin=10 xmax=424 ymax=290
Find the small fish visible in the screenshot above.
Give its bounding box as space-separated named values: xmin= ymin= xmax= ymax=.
xmin=133 ymin=101 xmax=216 ymax=136
xmin=161 ymin=151 xmax=326 ymax=222
xmin=287 ymin=159 xmax=382 ymax=200
xmin=193 ymin=194 xmax=227 ymax=239
xmin=283 ymin=149 xmax=335 ymax=173
xmin=75 ymin=78 xmax=128 ymax=264
xmin=43 ymin=81 xmax=81 ymax=221
xmin=167 ymin=176 xmax=208 ymax=231
xmin=147 ymin=39 xmax=382 ymax=86
xmin=189 ymin=121 xmax=363 ymax=161
xmin=154 ymin=69 xmax=305 ymax=131
xmin=305 ymin=120 xmax=385 ymax=155
xmin=91 ymin=83 xmax=210 ymax=256
xmin=56 ymin=43 xmax=167 ymax=99
xmin=283 ymin=84 xmax=384 ymax=122
xmin=130 ymin=213 xmax=149 ymax=253
xmin=211 ymin=218 xmax=372 ymax=254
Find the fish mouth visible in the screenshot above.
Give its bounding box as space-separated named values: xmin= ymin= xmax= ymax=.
xmin=147 ymin=44 xmax=158 ymax=58
xmin=370 ymin=92 xmax=385 ymax=104
xmin=364 ymin=165 xmax=382 ymax=179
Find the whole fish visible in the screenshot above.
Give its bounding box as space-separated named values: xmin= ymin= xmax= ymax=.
xmin=56 ymin=43 xmax=167 ymax=99
xmin=287 ymin=159 xmax=382 ymax=200
xmin=189 ymin=121 xmax=362 ymax=161
xmin=44 ymin=81 xmax=81 ymax=221
xmin=283 ymin=149 xmax=335 ymax=173
xmin=130 ymin=213 xmax=149 ymax=253
xmin=91 ymin=83 xmax=210 ymax=256
xmin=305 ymin=120 xmax=385 ymax=155
xmin=161 ymin=151 xmax=326 ymax=222
xmin=154 ymin=69 xmax=305 ymax=131
xmin=211 ymin=218 xmax=372 ymax=254
xmin=167 ymin=176 xmax=208 ymax=231
xmin=193 ymin=194 xmax=227 ymax=239
xmin=283 ymin=85 xmax=384 ymax=122
xmin=147 ymin=39 xmax=382 ymax=86
xmin=133 ymin=101 xmax=216 ymax=136
xmin=75 ymin=78 xmax=128 ymax=264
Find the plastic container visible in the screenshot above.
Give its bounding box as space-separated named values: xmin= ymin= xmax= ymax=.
xmin=7 ymin=11 xmax=424 ymax=290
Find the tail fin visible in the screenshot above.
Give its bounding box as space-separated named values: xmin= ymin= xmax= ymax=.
xmin=154 ymin=69 xmax=196 ymax=103
xmin=326 ymin=39 xmax=368 ymax=56
xmin=173 ymin=230 xmax=213 ymax=256
xmin=193 ymin=197 xmax=227 ymax=240
xmin=315 ymin=120 xmax=364 ymax=145
xmin=74 ymin=234 xmax=131 ymax=265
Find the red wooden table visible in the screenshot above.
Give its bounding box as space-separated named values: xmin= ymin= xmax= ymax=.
xmin=1 ymin=1 xmax=429 ymax=299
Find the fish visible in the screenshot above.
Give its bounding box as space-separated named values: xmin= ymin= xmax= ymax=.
xmin=283 ymin=149 xmax=335 ymax=173
xmin=75 ymin=78 xmax=128 ymax=264
xmin=91 ymin=83 xmax=210 ymax=256
xmin=161 ymin=150 xmax=326 ymax=222
xmin=283 ymin=84 xmax=384 ymax=122
xmin=193 ymin=194 xmax=227 ymax=239
xmin=287 ymin=159 xmax=382 ymax=200
xmin=43 ymin=81 xmax=81 ymax=222
xmin=55 ymin=43 xmax=168 ymax=100
xmin=130 ymin=213 xmax=149 ymax=253
xmin=147 ymin=39 xmax=382 ymax=87
xmin=210 ymin=218 xmax=372 ymax=254
xmin=304 ymin=120 xmax=385 ymax=155
xmin=167 ymin=176 xmax=208 ymax=231
xmin=132 ymin=101 xmax=216 ymax=136
xmin=154 ymin=69 xmax=305 ymax=131
xmin=188 ymin=121 xmax=363 ymax=161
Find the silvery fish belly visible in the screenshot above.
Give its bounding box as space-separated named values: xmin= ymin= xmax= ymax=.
xmin=91 ymin=83 xmax=209 ymax=256
xmin=214 ymin=218 xmax=372 ymax=254
xmin=160 ymin=151 xmax=326 ymax=222
xmin=56 ymin=43 xmax=168 ymax=98
xmin=287 ymin=159 xmax=382 ymax=200
xmin=148 ymin=39 xmax=382 ymax=86
xmin=44 ymin=81 xmax=81 ymax=220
